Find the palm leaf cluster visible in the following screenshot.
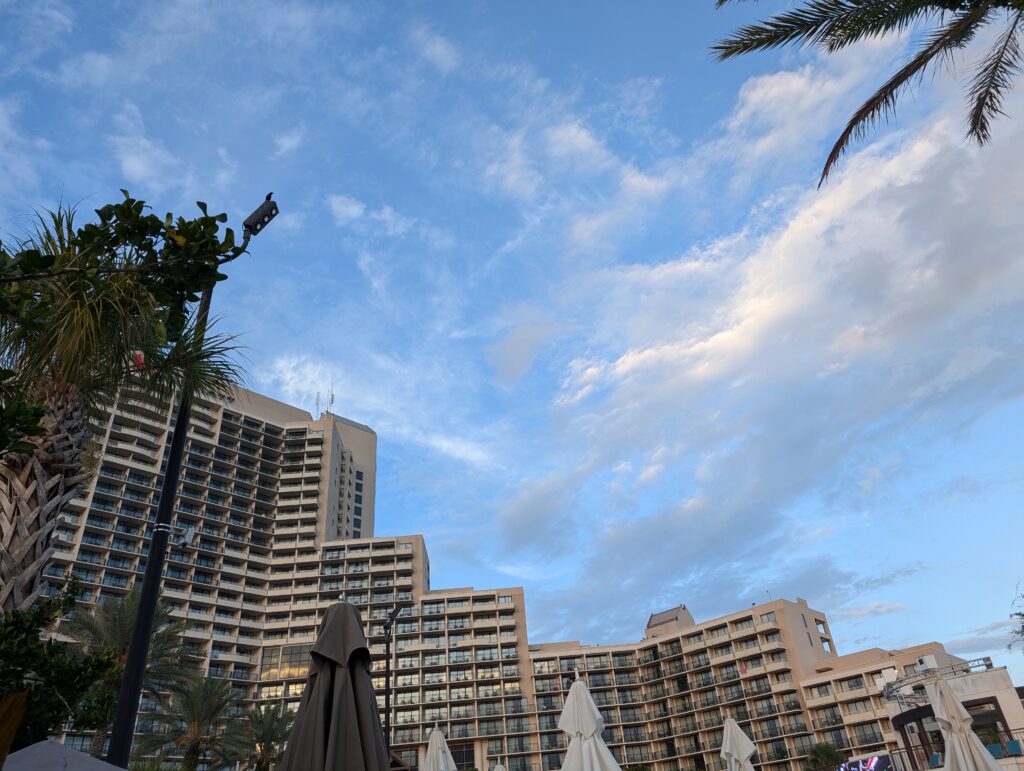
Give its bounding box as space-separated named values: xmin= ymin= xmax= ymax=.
xmin=61 ymin=587 xmax=198 ymax=757
xmin=136 ymin=676 xmax=293 ymax=771
xmin=713 ymin=1 xmax=1024 ymax=182
xmin=0 ymin=195 xmax=245 ymax=611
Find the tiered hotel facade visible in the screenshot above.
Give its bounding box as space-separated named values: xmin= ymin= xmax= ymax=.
xmin=45 ymin=386 xmax=997 ymax=770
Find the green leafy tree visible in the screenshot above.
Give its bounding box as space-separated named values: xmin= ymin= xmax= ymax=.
xmin=61 ymin=587 xmax=198 ymax=757
xmin=217 ymin=702 xmax=295 ymax=771
xmin=0 ymin=194 xmax=245 ymax=612
xmin=0 ymin=583 xmax=119 ymax=759
xmin=713 ymin=1 xmax=1024 ymax=183
xmin=805 ymin=742 xmax=847 ymax=771
xmin=136 ymin=674 xmax=239 ymax=771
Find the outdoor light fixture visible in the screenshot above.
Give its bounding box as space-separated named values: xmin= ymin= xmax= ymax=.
xmin=106 ymin=192 xmax=280 ymax=769
xmin=243 ymin=192 xmax=279 ymax=236
xmin=382 ymin=603 xmax=408 ymax=756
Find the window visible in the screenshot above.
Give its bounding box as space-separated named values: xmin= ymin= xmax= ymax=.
xmin=760 ymin=611 xmax=777 ymax=623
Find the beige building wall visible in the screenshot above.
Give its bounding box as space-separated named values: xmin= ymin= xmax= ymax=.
xmin=526 ymin=598 xmax=839 ymax=771
xmin=798 ymin=642 xmax=961 ymax=758
xmin=45 ymin=385 xmax=377 ymax=733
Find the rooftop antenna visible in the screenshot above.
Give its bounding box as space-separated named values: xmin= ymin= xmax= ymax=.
xmin=315 ymin=391 xmax=321 ymax=419
xmin=327 ymin=383 xmax=335 ymax=416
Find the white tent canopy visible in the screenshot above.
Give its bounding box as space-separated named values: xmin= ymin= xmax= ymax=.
xmin=720 ymin=717 xmax=757 ymax=771
xmin=5 ymin=740 xmax=123 ymax=770
xmin=928 ymin=680 xmax=1002 ymax=771
xmin=558 ymin=671 xmax=621 ymax=771
xmin=422 ymin=722 xmax=458 ymax=771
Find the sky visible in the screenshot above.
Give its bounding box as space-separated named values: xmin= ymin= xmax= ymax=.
xmin=2 ymin=0 xmax=1023 ymax=679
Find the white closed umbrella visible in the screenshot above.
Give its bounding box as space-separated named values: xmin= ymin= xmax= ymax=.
xmin=493 ymin=757 xmax=507 ymax=771
xmin=928 ymin=679 xmax=1002 ymax=771
xmin=558 ymin=671 xmax=621 ymax=771
xmin=422 ymin=722 xmax=458 ymax=771
xmin=721 ymin=717 xmax=757 ymax=771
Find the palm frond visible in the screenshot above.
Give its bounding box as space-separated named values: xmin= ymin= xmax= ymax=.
xmin=2 ymin=209 xmax=247 ymax=423
xmin=129 ymin=319 xmax=247 ymax=403
xmin=819 ymin=0 xmax=997 ymax=184
xmin=967 ymin=9 xmax=1024 ymax=143
xmin=712 ymin=0 xmax=938 ymax=60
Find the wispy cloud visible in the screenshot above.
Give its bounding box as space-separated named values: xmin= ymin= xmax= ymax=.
xmin=837 ymin=602 xmax=906 ymax=620
xmin=945 ymin=620 xmax=1015 ymax=655
xmin=108 ymin=103 xmax=186 ymax=194
xmin=273 ymin=125 xmax=306 ymax=158
xmin=410 ymin=23 xmax=460 ymax=75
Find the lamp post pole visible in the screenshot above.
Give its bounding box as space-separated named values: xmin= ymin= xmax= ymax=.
xmin=382 ymin=603 xmax=403 ymax=756
xmin=106 ymin=195 xmax=279 ymax=768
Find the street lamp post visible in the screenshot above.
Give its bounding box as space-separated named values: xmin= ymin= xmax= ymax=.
xmin=382 ymin=603 xmax=403 ymax=757
xmin=106 ymin=194 xmax=279 ymax=768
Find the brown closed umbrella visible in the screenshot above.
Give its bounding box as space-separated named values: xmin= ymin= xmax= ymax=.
xmin=279 ymin=603 xmax=389 ymax=771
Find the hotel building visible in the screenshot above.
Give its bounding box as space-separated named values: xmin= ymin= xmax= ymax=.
xmin=47 ymin=386 xmax=376 ymax=698
xmin=42 ymin=386 xmax=1014 ymax=771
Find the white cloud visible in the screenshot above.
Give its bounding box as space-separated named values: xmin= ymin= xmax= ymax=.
xmin=0 ymin=99 xmax=50 ymax=196
xmin=267 ymin=354 xmax=497 ymax=470
xmin=272 ymin=125 xmax=306 ymax=158
xmin=213 ymin=147 xmax=237 ymax=189
xmin=326 ymin=193 xmax=366 ymax=225
xmin=485 ymin=131 xmax=543 ymax=201
xmin=507 ymin=89 xmax=1024 ymax=644
xmin=108 ymin=103 xmax=184 ymax=193
xmin=369 ymin=205 xmax=414 ymax=237
xmin=58 ymin=51 xmax=115 ymax=88
xmin=487 ymin=319 xmax=558 ymax=385
xmin=545 ymin=122 xmax=613 ymax=171
xmin=410 ymin=24 xmax=461 ymax=75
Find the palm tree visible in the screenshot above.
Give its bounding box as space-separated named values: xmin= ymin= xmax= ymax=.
xmin=805 ymin=742 xmax=847 ymax=771
xmin=713 ymin=1 xmax=1024 ymax=183
xmin=0 ymin=199 xmax=243 ymax=612
xmin=61 ymin=587 xmax=198 ymax=757
xmin=136 ymin=674 xmax=239 ymax=771
xmin=218 ymin=702 xmax=295 ymax=771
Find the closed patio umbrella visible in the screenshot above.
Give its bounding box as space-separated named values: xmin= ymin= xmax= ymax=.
xmin=558 ymin=671 xmax=621 ymax=771
xmin=928 ymin=679 xmax=1001 ymax=771
xmin=278 ymin=602 xmax=389 ymax=771
xmin=422 ymin=723 xmax=458 ymax=771
xmin=720 ymin=718 xmax=756 ymax=771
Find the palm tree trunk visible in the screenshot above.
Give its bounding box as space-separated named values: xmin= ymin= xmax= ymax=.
xmin=88 ymin=728 xmax=107 ymax=758
xmin=0 ymin=383 xmax=91 ymax=612
xmin=182 ymin=741 xmax=203 ymax=771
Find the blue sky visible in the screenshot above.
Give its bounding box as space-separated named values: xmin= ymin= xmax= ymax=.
xmin=2 ymin=1 xmax=1023 ymax=678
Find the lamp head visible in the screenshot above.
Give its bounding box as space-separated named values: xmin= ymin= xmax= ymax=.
xmin=243 ymin=192 xmax=279 ymax=236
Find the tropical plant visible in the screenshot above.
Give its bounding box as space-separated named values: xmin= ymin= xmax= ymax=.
xmin=0 ymin=582 xmax=119 ymax=762
xmin=805 ymin=742 xmax=847 ymax=771
xmin=135 ymin=673 xmax=239 ymax=771
xmin=713 ymin=1 xmax=1024 ymax=183
xmin=1011 ymin=587 xmax=1023 ymax=650
xmin=61 ymin=587 xmax=198 ymax=757
xmin=0 ymin=193 xmax=246 ymax=612
xmin=217 ymin=701 xmax=295 ymax=771
xmin=127 ymin=755 xmax=176 ymax=771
